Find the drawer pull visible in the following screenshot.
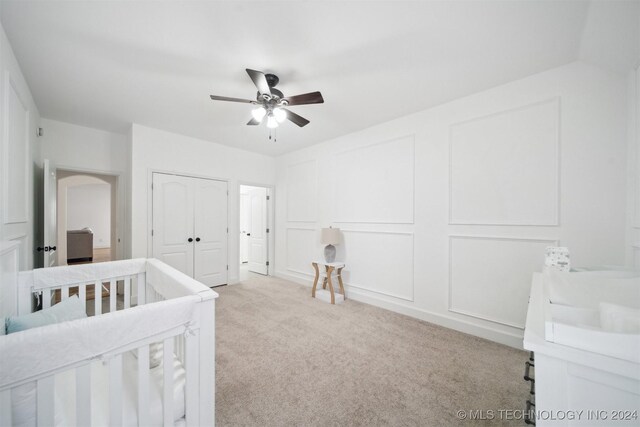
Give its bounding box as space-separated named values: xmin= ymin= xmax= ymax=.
xmin=524 ymin=361 xmax=535 ymax=382
xmin=525 ymin=399 xmax=536 ymax=425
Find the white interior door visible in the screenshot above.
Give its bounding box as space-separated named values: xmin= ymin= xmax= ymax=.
xmin=41 ymin=159 xmax=57 ymax=267
xmin=239 ymin=193 xmax=250 ymax=263
xmin=152 ymin=173 xmax=195 ymax=277
xmin=194 ymin=178 xmax=228 ymax=286
xmin=248 ymin=187 xmax=268 ymax=275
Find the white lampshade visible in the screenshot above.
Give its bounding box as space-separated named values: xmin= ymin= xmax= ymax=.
xmin=266 ymin=114 xmax=278 ymax=128
xmin=251 ymin=106 xmax=266 ymax=122
xmin=320 ymin=227 xmax=341 ymax=245
xmin=273 ymin=107 xmax=286 ymax=123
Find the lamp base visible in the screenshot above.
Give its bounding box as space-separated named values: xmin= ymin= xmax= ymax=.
xmin=324 ymin=244 xmax=336 ymax=263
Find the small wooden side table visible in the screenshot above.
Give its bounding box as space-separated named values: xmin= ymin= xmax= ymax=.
xmin=311 ymin=261 xmax=345 ymax=304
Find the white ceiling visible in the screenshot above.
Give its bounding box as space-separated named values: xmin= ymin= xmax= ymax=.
xmin=1 ymin=1 xmax=638 ymax=156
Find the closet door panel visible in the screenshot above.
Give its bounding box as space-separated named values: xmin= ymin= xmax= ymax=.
xmin=194 ymin=178 xmax=228 ymax=287
xmin=152 ymin=174 xmax=194 ymax=277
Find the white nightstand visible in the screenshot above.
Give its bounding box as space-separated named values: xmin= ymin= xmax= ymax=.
xmin=311 ymin=261 xmax=345 ymax=304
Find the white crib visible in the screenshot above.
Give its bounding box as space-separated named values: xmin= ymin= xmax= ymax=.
xmin=0 ymin=241 xmax=218 ymax=426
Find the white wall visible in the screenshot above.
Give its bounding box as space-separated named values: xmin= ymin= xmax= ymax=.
xmin=275 ymin=61 xmax=629 ymax=348
xmin=40 ymin=118 xmax=127 ymax=260
xmin=66 ymin=183 xmax=111 ymax=248
xmin=130 ymin=124 xmax=276 ymax=284
xmin=0 ymin=21 xmax=40 ymax=270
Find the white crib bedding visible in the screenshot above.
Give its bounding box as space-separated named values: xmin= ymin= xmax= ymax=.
xmin=54 ymin=351 xmax=186 ymax=426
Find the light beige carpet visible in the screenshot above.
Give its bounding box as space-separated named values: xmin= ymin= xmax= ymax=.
xmin=215 ymin=276 xmax=528 ymax=426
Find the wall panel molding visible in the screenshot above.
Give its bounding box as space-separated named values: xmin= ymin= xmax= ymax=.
xmin=448 ymin=234 xmax=558 ymax=329
xmin=285 ymin=227 xmax=316 ymax=276
xmin=333 ymin=135 xmax=415 ymax=224
xmin=3 ymin=71 xmax=30 ymax=225
xmin=286 ymin=159 xmax=317 ymax=223
xmin=449 ymin=97 xmax=561 ymax=226
xmin=341 ymin=229 xmax=414 ymax=301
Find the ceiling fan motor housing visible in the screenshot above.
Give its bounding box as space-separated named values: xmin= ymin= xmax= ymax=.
xmin=257 ymin=73 xmax=284 ymax=102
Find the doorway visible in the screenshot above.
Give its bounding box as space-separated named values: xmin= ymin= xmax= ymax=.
xmin=56 ymin=170 xmax=117 ymax=266
xmin=239 ymin=185 xmax=270 ymax=281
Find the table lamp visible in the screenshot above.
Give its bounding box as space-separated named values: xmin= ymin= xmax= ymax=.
xmin=321 ymin=227 xmax=341 ymax=263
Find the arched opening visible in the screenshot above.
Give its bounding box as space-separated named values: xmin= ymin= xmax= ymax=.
xmin=56 ymin=171 xmax=117 ymax=265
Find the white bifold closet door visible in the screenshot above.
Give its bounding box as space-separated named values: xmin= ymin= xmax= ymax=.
xmin=152 ymin=173 xmax=228 ymax=287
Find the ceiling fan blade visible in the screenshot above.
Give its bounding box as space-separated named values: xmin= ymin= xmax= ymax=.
xmin=210 ymin=95 xmax=255 ymax=103
xmin=247 ymin=117 xmax=260 ymax=125
xmin=283 ymin=91 xmax=324 ymax=106
xmin=246 ymin=69 xmax=272 ymax=97
xmin=284 ymin=109 xmax=310 ymax=127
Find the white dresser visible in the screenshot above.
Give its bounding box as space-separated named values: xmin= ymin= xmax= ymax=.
xmin=523 ymin=272 xmax=640 ymax=426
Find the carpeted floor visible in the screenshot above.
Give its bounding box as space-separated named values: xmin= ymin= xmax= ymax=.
xmin=215 ymin=275 xmax=528 ymax=426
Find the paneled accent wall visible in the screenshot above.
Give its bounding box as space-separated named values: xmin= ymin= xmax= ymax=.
xmin=285 ymin=227 xmax=315 ymax=276
xmin=3 ymin=73 xmax=29 ymax=225
xmin=341 ymin=230 xmax=414 ymax=301
xmin=450 ymin=98 xmax=560 ymax=225
xmin=334 ymin=136 xmax=414 ymax=224
xmin=276 ymin=62 xmax=628 ymax=348
xmin=0 ymin=24 xmax=41 ymax=270
xmin=449 ymin=235 xmax=557 ymax=328
xmin=286 ymin=160 xmax=317 ymax=222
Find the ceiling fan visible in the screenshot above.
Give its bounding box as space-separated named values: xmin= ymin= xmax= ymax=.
xmin=209 ymin=69 xmax=324 ymax=129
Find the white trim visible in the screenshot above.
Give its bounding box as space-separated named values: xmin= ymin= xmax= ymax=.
xmin=447 ymin=234 xmax=559 ymax=329
xmin=284 ymin=226 xmax=315 ymax=275
xmin=331 ymin=134 xmax=416 ymax=225
xmin=3 ymin=71 xmax=30 ymax=225
xmin=285 ymin=159 xmax=318 ymax=223
xmin=339 ymin=228 xmax=415 ymax=301
xmin=448 ymin=97 xmax=562 ymax=226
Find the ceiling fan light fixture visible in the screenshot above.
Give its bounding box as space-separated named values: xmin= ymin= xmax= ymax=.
xmin=251 ymin=106 xmax=267 ymax=122
xmin=266 ymin=114 xmax=278 ymax=129
xmin=273 ymin=107 xmax=286 ymax=123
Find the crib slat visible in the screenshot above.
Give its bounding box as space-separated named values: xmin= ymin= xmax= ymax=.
xmin=36 ymin=376 xmax=55 ymax=427
xmin=42 ymin=290 xmax=51 ymax=309
xmin=109 ymin=354 xmax=123 ymax=426
xmin=109 ymin=279 xmax=117 ymax=312
xmin=61 ymin=285 xmax=69 ymax=300
xmin=79 ymin=283 xmax=86 ymax=306
xmin=76 ymin=364 xmax=91 ymax=426
xmin=124 ymin=277 xmax=131 ymax=309
xmin=163 ymin=338 xmax=175 ymax=427
xmin=138 ymin=345 xmax=150 ymax=426
xmin=0 ymin=389 xmax=12 ymax=426
xmin=94 ymin=281 xmax=102 ymax=315
xmin=185 ymin=330 xmax=200 ymax=426
xmin=137 ymin=273 xmax=146 ymax=306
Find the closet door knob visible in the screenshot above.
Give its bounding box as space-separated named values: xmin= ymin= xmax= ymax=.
xmin=195 ymin=237 xmax=201 ymax=242
xmin=188 ymin=238 xmax=193 ymax=242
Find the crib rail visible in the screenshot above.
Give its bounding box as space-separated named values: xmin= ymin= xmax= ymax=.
xmin=1 ymin=258 xmax=217 ymax=427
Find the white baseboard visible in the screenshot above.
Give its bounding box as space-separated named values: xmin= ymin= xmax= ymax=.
xmin=275 ymin=269 xmax=524 ymax=349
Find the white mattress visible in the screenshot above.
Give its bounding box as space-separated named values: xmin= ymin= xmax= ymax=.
xmin=54 ymin=351 xmax=186 ymax=427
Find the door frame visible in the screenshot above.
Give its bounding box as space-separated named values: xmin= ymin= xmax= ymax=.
xmin=54 ymin=165 xmax=124 ymax=263
xmin=147 ymin=170 xmax=230 ymax=280
xmin=238 ymin=181 xmax=275 ymax=277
